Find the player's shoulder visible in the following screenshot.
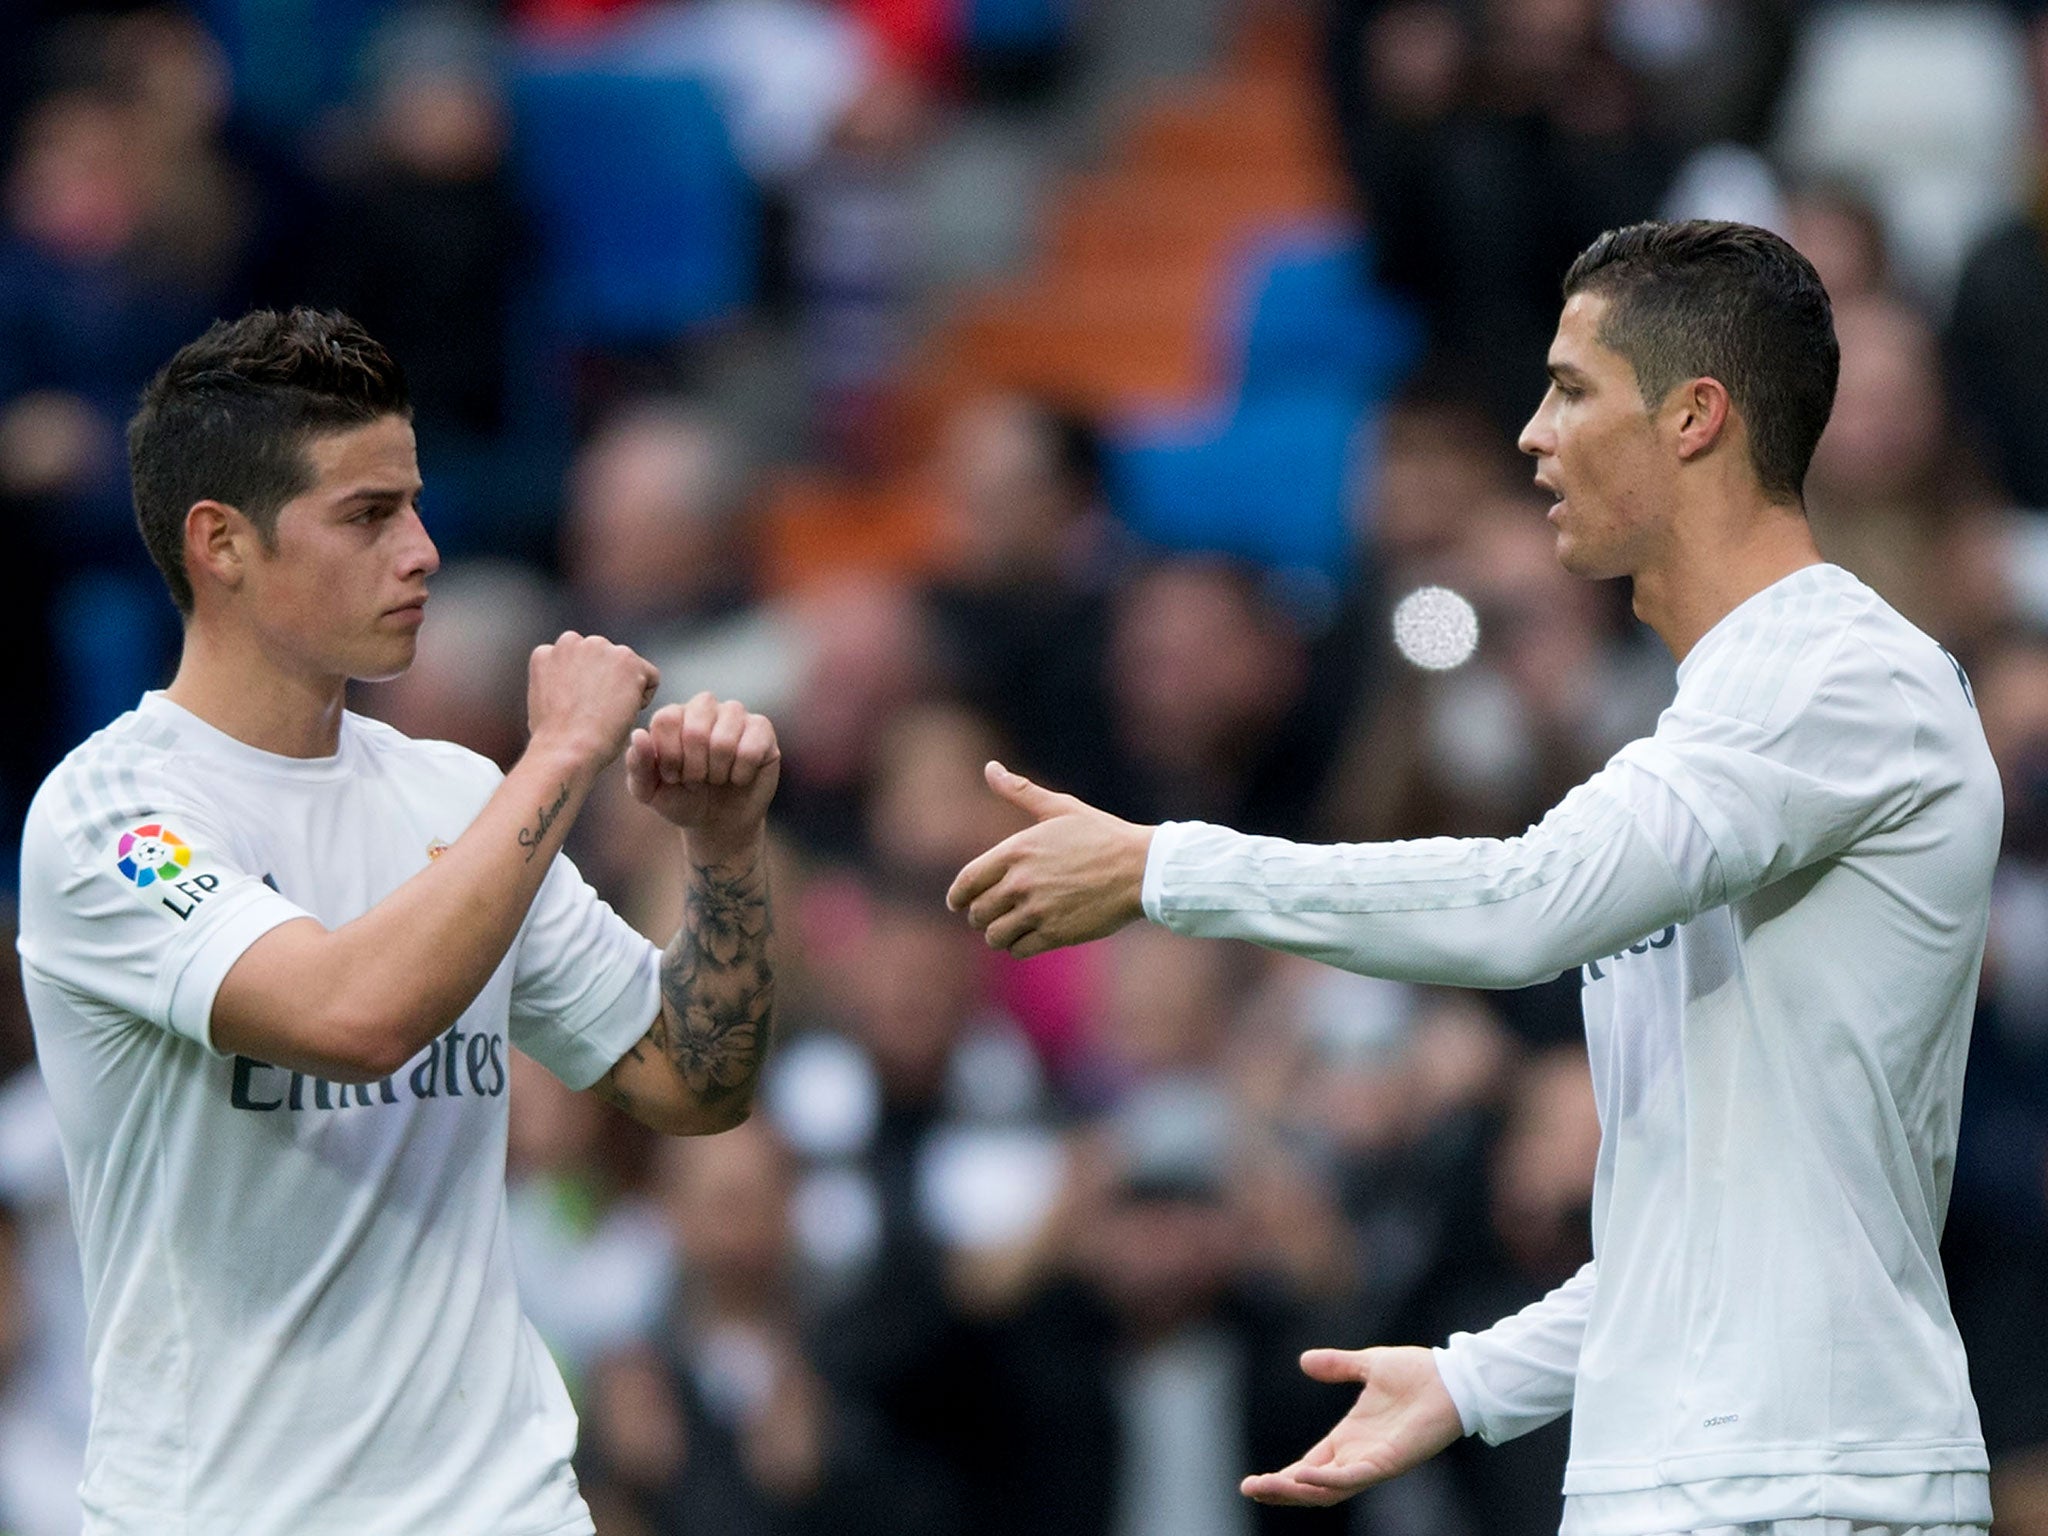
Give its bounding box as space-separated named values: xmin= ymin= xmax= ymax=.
xmin=26 ymin=704 xmax=206 ymax=860
xmin=1673 ymin=563 xmax=1944 ymax=733
xmin=343 ymin=712 xmax=506 ymax=795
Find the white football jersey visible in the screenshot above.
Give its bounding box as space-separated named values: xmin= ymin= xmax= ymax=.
xmin=1140 ymin=564 xmax=2000 ymax=1534
xmin=17 ymin=694 xmax=660 ymax=1536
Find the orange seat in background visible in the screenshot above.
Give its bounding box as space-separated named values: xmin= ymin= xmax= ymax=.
xmin=759 ymin=470 xmax=962 ymax=596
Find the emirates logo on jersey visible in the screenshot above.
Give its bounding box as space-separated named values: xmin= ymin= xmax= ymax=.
xmin=115 ymin=823 xmax=190 ymax=887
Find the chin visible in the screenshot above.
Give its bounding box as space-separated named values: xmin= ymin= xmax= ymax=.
xmin=1553 ymin=535 xmax=1623 ymax=582
xmin=350 ymin=641 xmax=419 ymax=685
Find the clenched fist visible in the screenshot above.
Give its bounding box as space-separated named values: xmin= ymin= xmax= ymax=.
xmin=626 ymin=692 xmax=780 ymax=860
xmin=528 ymin=631 xmax=660 ymax=770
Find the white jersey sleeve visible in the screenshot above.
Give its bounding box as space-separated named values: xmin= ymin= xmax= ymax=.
xmin=18 ymin=766 xmax=310 ymax=1052
xmin=508 ymin=852 xmax=661 ymax=1090
xmin=1140 ymin=628 xmax=1919 ymax=988
xmin=1434 ymin=1262 xmax=1597 ymax=1444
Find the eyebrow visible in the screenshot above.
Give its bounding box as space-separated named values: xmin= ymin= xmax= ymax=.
xmin=1546 ymin=361 xmax=1589 ymax=385
xmin=335 ymin=484 xmax=423 ymax=507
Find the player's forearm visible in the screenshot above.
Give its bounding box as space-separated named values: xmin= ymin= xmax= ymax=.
xmin=306 ymin=742 xmax=597 ymax=1074
xmin=647 ymin=826 xmax=775 ymax=1129
xmin=1143 ymin=782 xmax=1696 ymax=989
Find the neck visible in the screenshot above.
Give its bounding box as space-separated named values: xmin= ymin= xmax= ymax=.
xmin=1629 ymin=492 xmax=1824 ymax=662
xmin=164 ymin=618 xmax=349 ymax=758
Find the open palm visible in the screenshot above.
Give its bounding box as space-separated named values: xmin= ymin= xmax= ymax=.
xmin=1240 ymin=1345 xmax=1465 ymax=1507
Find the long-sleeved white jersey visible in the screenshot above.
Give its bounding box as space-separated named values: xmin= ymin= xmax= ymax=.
xmin=1139 ymin=564 xmax=2001 ymax=1534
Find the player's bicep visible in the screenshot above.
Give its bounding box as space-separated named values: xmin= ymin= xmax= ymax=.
xmin=589 ymin=1009 xmax=742 ymax=1137
xmin=210 ymin=916 xmax=401 ymax=1081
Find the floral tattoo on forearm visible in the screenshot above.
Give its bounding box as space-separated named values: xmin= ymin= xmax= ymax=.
xmin=654 ymin=850 xmax=774 ymax=1113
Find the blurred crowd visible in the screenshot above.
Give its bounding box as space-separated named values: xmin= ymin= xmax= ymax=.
xmin=5 ymin=0 xmax=2048 ymax=1533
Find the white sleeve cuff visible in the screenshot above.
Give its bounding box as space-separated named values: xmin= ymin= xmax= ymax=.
xmin=161 ymin=883 xmax=314 ymax=1054
xmin=1140 ymin=821 xmax=1196 ymax=927
xmin=542 ymin=943 xmax=662 ymax=1091
xmin=1431 ymin=1344 xmax=1484 ymax=1438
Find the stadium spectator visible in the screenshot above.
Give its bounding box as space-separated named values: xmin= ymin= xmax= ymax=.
xmin=561 ymin=401 xmax=760 ymax=642
xmin=862 ymin=698 xmax=1024 ymax=888
xmin=578 ymin=1120 xmax=948 ymax=1536
xmin=0 ymin=86 xmax=244 ymax=536
xmin=1805 ymin=291 xmax=1990 ymax=641
xmin=924 ymin=394 xmax=1125 ymax=806
xmin=1390 ymin=1047 xmax=1599 ymax=1536
xmin=1354 ymin=384 xmax=1521 ymax=582
xmin=975 ymin=1077 xmax=1362 ymax=1536
xmin=1948 ymin=629 xmax=2048 ymax=1535
xmin=1324 ymin=496 xmax=1666 ymax=848
xmin=1067 ymin=924 xmax=1243 ymax=1108
xmin=1101 ymin=558 xmax=1321 ymax=835
xmin=1947 ymin=8 xmax=2048 ymax=511
xmin=771 ymin=578 xmax=938 ymax=862
xmin=1782 ymin=181 xmax=1893 ymax=309
xmin=300 ymin=9 xmax=523 ymax=444
xmin=1322 ymin=0 xmax=1678 ymax=433
xmin=758 ymin=881 xmax=1070 ymax=1531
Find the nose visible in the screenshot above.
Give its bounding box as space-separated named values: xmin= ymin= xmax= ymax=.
xmin=1517 ymin=399 xmax=1551 ymax=460
xmin=401 ymin=503 xmax=440 ymax=581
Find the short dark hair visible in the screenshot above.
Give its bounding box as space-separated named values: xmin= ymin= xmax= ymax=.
xmin=128 ymin=309 xmax=410 ymax=614
xmin=1562 ymin=220 xmax=1838 ymax=503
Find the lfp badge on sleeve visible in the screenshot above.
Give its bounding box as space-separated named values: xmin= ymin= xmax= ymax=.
xmin=112 ymin=821 xmax=221 ymax=920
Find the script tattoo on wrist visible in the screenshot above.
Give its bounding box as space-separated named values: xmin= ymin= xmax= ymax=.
xmin=657 ymin=846 xmax=774 ymax=1114
xmin=518 ymin=782 xmax=572 ymax=862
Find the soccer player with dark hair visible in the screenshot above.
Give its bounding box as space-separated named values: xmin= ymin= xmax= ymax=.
xmin=17 ymin=309 xmax=780 ymax=1535
xmin=949 ymin=221 xmax=2000 ymax=1536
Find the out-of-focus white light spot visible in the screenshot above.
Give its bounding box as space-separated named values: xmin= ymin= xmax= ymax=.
xmin=1391 ymin=585 xmax=1480 ymax=671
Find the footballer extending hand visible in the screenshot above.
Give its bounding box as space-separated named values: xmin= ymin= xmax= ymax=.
xmin=947 ymin=761 xmax=1153 ymax=957
xmin=1240 ymin=1346 xmax=1465 ymax=1507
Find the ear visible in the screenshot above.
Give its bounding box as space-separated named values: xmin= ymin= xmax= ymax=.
xmin=182 ymin=499 xmax=256 ymax=597
xmin=1671 ymin=377 xmax=1733 ymax=464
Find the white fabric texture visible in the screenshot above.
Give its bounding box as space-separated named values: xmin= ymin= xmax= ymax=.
xmin=17 ymin=694 xmax=661 ymax=1536
xmin=1144 ymin=565 xmax=2001 ymax=1533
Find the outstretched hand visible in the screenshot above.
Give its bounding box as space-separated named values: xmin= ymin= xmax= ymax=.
xmin=1240 ymin=1346 xmax=1465 ymax=1507
xmin=945 ymin=762 xmax=1153 ymax=958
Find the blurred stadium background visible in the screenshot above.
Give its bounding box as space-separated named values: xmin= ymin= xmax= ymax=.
xmin=3 ymin=0 xmax=2048 ymax=1532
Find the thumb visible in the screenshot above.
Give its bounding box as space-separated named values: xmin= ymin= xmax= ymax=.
xmin=984 ymin=760 xmax=1071 ymax=820
xmin=1299 ymin=1348 xmax=1371 ymax=1385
